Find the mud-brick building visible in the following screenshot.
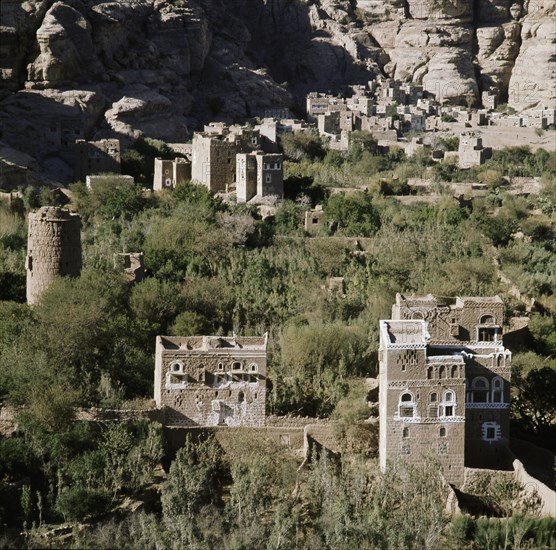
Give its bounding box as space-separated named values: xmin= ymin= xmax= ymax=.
xmin=155 ymin=334 xmax=268 ymax=427
xmin=379 ymin=294 xmax=511 ymax=486
xmin=74 ymin=139 xmax=121 ymax=182
xmin=25 ymin=206 xmax=82 ymax=304
xmin=191 ymin=126 xmax=261 ymax=192
xmin=458 ymin=133 xmax=491 ymax=169
xmin=236 ymin=152 xmax=283 ymax=202
xmin=153 ymin=157 xmax=191 ymax=190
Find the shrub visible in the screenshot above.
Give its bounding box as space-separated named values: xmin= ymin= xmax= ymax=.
xmin=56 ymin=487 xmax=111 ymax=522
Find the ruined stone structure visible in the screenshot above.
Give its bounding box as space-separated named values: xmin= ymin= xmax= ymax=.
xmin=113 ymin=252 xmax=145 ymax=283
xmin=458 ymin=133 xmax=492 ymax=169
xmin=304 ymin=206 xmax=325 ymax=233
xmin=26 ymin=206 xmax=82 ymax=304
xmin=379 ymin=294 xmax=511 ymax=486
xmin=155 ymin=334 xmax=268 ymax=427
xmin=153 ymin=157 xmax=191 ymax=190
xmin=74 ymin=139 xmax=121 ymax=182
xmin=236 ymin=152 xmax=283 ymax=202
xmin=86 ymin=174 xmax=134 ymax=189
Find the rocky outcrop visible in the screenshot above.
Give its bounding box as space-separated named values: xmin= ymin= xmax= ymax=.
xmin=508 ymin=0 xmax=556 ymax=110
xmin=0 ymin=0 xmax=554 ymax=183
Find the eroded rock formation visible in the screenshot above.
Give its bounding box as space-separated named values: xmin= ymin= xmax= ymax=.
xmin=0 ymin=0 xmax=554 ymax=181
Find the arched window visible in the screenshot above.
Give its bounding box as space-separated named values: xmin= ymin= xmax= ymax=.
xmin=428 ymin=392 xmax=438 ymax=418
xmin=451 ymin=365 xmax=458 ymax=378
xmin=218 ymin=362 xmax=224 ymax=371
xmin=480 ymin=314 xmax=495 ymax=324
xmin=471 ymin=377 xmax=489 ymax=403
xmin=491 ymin=377 xmax=504 ymax=403
xmin=398 ymin=392 xmax=416 ymax=418
xmin=402 ymin=427 xmax=410 ymax=438
xmin=439 ymin=365 xmax=446 ymax=379
xmin=250 ymin=363 xmax=258 ymax=372
xmin=170 ymin=362 xmax=183 ymax=373
xmin=238 ymin=391 xmax=245 ymax=403
xmin=427 ymin=366 xmax=433 ymax=380
xmin=232 ymin=361 xmax=242 ymax=371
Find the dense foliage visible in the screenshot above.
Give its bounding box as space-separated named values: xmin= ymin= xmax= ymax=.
xmin=0 ymin=138 xmax=554 ymax=546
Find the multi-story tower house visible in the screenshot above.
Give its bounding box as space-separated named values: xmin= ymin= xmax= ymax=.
xmin=191 ymin=126 xmax=261 ymax=192
xmin=379 ymin=294 xmax=511 ymax=486
xmin=154 ymin=334 xmax=268 ymax=427
xmin=236 ymin=152 xmax=283 ymax=202
xmin=153 ymin=157 xmax=191 ymax=190
xmin=74 ymin=139 xmax=121 ymax=182
xmin=26 ymin=206 xmax=82 ymax=304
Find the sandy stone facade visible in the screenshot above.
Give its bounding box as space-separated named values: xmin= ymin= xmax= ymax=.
xmin=25 ymin=206 xmax=82 ymax=304
xmin=155 ymin=334 xmax=268 ymax=427
xmin=458 ymin=133 xmax=492 ymax=169
xmin=379 ymin=294 xmax=511 ymax=486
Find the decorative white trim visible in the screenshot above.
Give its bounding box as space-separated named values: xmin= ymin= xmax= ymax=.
xmin=388 ymin=379 xmax=465 ymax=388
xmin=393 ymin=416 xmax=465 ymax=424
xmin=465 ymin=402 xmax=509 ymax=409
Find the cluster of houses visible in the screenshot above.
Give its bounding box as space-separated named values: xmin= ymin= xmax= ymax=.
xmin=307 ymin=79 xmax=555 ymax=149
xmin=76 ymin=123 xmax=286 ymax=204
xmin=48 ymin=74 xmax=554 ymax=200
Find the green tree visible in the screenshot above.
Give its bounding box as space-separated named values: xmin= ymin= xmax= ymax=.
xmin=325 ymin=191 xmax=380 ymax=236
xmin=161 ymin=435 xmax=222 ymax=520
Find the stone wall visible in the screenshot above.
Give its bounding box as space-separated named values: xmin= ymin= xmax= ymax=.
xmin=75 ymin=407 xmax=162 ymax=423
xmin=512 ymin=456 xmax=556 ymax=517
xmin=163 ymin=425 xmax=306 ymax=457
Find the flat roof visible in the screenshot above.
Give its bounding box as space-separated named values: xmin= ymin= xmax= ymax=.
xmin=380 ymin=320 xmax=427 ymax=348
xmin=158 ymin=334 xmax=267 ymax=351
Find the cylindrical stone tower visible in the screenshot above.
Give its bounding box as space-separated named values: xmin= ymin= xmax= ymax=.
xmin=26 ymin=206 xmax=82 ymax=304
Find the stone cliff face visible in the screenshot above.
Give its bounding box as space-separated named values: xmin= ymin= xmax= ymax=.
xmin=0 ymin=0 xmax=554 ymax=181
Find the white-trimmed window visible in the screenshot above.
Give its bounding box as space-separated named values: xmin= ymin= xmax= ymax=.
xmin=398 ymin=391 xmax=416 ymax=418
xmin=482 ymin=421 xmax=501 ymax=441
xmin=249 ymin=363 xmax=258 ymax=372
xmin=439 ymin=390 xmax=456 ymax=417
xmin=170 ymin=361 xmax=184 ymax=373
